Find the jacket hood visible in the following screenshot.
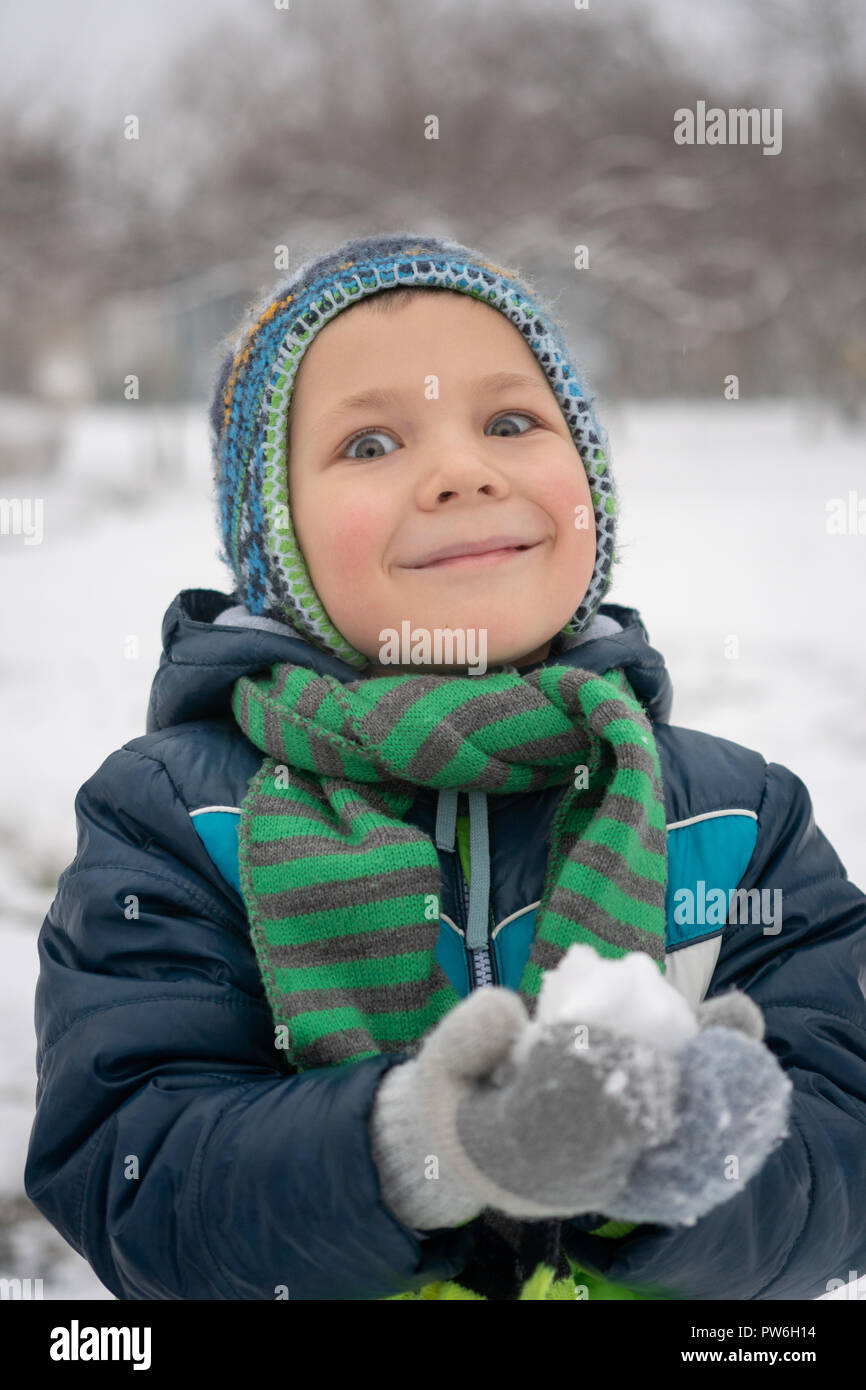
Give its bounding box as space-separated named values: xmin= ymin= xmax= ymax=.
xmin=145 ymin=588 xmax=673 ymax=736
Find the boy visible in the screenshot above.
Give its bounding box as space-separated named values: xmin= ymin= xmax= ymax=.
xmin=25 ymin=233 xmax=866 ymax=1300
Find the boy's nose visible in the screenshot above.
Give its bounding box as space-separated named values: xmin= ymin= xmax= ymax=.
xmin=414 ymin=438 xmax=514 ymax=497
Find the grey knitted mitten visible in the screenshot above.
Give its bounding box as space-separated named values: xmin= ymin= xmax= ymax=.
xmin=601 ymin=989 xmax=794 ymax=1227
xmin=369 ymin=948 xmax=793 ymax=1231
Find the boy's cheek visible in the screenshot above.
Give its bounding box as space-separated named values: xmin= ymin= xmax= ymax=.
xmin=517 ymin=461 xmax=591 ymax=527
xmin=308 ymin=512 xmax=385 ymax=589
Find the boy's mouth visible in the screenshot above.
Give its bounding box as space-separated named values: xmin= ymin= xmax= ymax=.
xmin=402 ymin=535 xmax=544 ymax=569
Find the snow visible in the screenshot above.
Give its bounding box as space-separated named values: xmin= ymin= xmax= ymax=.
xmin=506 ymin=943 xmax=699 ymax=1093
xmin=530 ymin=942 xmax=699 ymax=1048
xmin=604 ymin=1068 xmax=628 ymax=1096
xmin=1 ymin=396 xmax=864 ymax=1299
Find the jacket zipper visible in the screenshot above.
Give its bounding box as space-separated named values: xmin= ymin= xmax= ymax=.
xmin=454 ymin=802 xmax=497 ymax=990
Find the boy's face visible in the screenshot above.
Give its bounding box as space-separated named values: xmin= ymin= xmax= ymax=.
xmin=287 ymin=291 xmax=596 ymax=674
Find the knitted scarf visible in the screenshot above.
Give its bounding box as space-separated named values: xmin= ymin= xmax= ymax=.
xmin=230 ymin=660 xmax=668 ymax=1074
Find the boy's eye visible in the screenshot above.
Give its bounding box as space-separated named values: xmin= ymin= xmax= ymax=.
xmin=342 ymin=411 xmax=539 ymax=460
xmin=486 ymin=411 xmax=539 ymax=437
xmin=343 ymin=429 xmax=399 ymax=460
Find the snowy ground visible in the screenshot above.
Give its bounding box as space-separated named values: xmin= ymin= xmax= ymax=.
xmin=1 ymin=397 xmax=864 ymax=1300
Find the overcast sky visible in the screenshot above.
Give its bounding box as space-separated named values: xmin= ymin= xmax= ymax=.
xmin=1 ymin=0 xmax=858 ymax=140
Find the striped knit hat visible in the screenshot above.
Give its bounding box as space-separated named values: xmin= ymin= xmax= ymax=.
xmin=209 ymin=232 xmax=618 ymax=671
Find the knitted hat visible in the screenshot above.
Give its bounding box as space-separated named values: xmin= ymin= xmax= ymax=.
xmin=209 ymin=232 xmax=618 ymax=671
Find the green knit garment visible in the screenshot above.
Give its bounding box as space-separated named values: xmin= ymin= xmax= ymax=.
xmin=231 ymin=660 xmax=667 ymax=1071
xmin=230 ymin=658 xmax=668 ymax=1300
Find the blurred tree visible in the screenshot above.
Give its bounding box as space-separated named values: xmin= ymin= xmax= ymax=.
xmin=0 ymin=0 xmax=862 ymax=412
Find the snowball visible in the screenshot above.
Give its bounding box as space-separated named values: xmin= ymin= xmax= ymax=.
xmin=508 ymin=943 xmax=699 ymax=1072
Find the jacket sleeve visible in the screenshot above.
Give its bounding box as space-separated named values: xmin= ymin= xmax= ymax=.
xmin=24 ymin=746 xmax=474 ymax=1300
xmin=562 ymin=759 xmax=866 ymax=1300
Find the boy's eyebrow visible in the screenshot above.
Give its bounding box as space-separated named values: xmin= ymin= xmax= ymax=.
xmin=310 ymin=371 xmax=551 ymax=435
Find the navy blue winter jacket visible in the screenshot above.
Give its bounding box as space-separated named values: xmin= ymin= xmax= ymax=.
xmin=24 ymin=588 xmax=866 ymax=1299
